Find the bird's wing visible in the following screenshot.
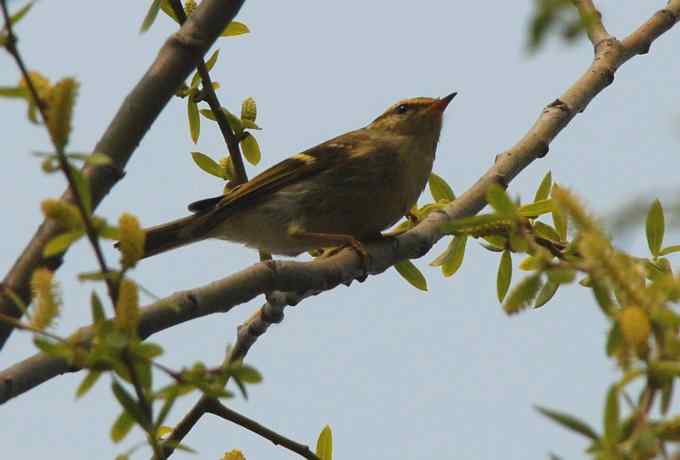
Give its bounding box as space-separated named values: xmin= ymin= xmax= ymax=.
xmin=187 ymin=129 xmax=373 ymax=221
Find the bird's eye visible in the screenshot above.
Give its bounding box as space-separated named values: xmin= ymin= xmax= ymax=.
xmin=396 ymin=104 xmax=409 ymax=114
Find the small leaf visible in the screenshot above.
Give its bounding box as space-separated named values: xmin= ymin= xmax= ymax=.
xmin=394 ymin=260 xmax=428 ymax=291
xmin=606 ymin=323 xmax=623 ymax=357
xmin=519 ymin=199 xmax=553 ymax=218
xmin=9 ymin=1 xmax=34 ymax=26
xmin=91 ymin=291 xmax=106 ymax=324
xmin=240 ymin=134 xmax=261 ymax=165
xmin=428 ymin=173 xmax=455 ymax=202
xmin=140 ymin=0 xmax=162 ymax=33
xmin=552 ymin=198 xmax=568 ymax=241
xmin=43 ymin=231 xmax=83 ymax=257
xmin=497 ymin=250 xmax=512 ymax=302
xmin=661 ymin=379 xmax=674 ymax=415
xmin=205 ymin=49 xmax=220 ymax=72
xmin=533 ymin=221 xmax=562 ymax=242
xmin=69 ymin=165 xmax=92 ymax=214
xmin=535 ymin=406 xmax=599 ymax=440
xmin=604 ymin=385 xmax=620 ymax=443
xmin=646 ymin=199 xmax=665 ymax=256
xmin=191 ymin=152 xmax=224 ymax=178
xmin=534 ymin=171 xmax=552 ymax=202
xmin=221 ymin=21 xmax=250 ymax=36
xmin=85 ymin=152 xmax=113 ymax=166
xmin=534 ymin=280 xmax=558 ymax=308
xmin=111 ymin=411 xmax=135 ymax=443
xmin=111 ymin=380 xmax=149 ymax=428
xmin=660 ymin=245 xmax=680 ymax=256
xmin=591 ymin=279 xmax=614 ymax=316
xmin=504 ymin=275 xmax=542 ymax=315
xmin=316 ymin=425 xmax=333 ymax=460
xmin=199 ymin=108 xmax=216 ymax=120
xmin=76 ymin=371 xmax=102 ymax=398
xmin=188 ymin=100 xmax=200 ymax=143
xmin=159 ymin=0 xmax=178 ymax=23
xmin=486 ymin=183 xmax=517 ymax=217
xmin=0 ymin=86 xmax=28 ymax=98
xmin=431 ymin=235 xmax=467 ymax=278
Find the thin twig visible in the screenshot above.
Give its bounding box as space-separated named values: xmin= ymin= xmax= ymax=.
xmin=167 ymin=0 xmax=248 ymax=185
xmin=205 ymin=398 xmax=321 ymax=460
xmin=0 ymin=0 xmax=118 ymax=302
xmin=571 ymin=0 xmax=611 ymax=46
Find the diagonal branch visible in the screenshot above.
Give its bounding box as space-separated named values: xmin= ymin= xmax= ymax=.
xmin=572 ymin=0 xmax=611 ymax=46
xmin=0 ymin=0 xmax=246 ymax=349
xmin=204 ymin=398 xmax=321 ymax=460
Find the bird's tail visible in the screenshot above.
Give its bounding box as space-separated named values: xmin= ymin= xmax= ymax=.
xmin=139 ymin=214 xmax=207 ymax=259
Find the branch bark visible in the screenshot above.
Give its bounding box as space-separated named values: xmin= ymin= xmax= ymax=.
xmin=0 ymin=0 xmax=246 ymax=349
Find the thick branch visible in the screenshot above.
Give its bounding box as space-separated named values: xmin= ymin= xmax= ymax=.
xmin=0 ymin=0 xmax=246 ymax=349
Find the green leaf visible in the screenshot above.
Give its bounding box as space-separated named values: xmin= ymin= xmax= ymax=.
xmin=661 ymin=379 xmax=674 ymax=416
xmin=316 ymin=425 xmax=333 ymax=460
xmin=428 ymin=172 xmax=455 ymax=202
xmin=646 ymin=199 xmax=665 ymax=256
xmin=188 ymin=100 xmax=200 ymax=143
xmin=534 ymin=280 xmax=558 ymax=308
xmin=519 ymin=199 xmax=553 ymax=218
xmin=191 ymin=152 xmax=224 ymax=178
xmin=606 ymin=323 xmax=623 ymax=357
xmin=135 ymin=342 xmax=163 ymax=360
xmin=111 ymin=411 xmax=135 ymax=443
xmin=140 ymin=0 xmax=162 ymax=33
xmin=534 ymin=171 xmax=552 ymax=202
xmin=552 ymin=186 xmax=568 ymax=240
xmin=0 ymin=86 xmax=28 ymax=98
xmin=159 ymin=0 xmax=178 ymax=23
xmin=91 ymin=291 xmax=106 ymax=325
xmin=240 ymin=134 xmax=261 ymax=165
xmin=76 ymin=371 xmax=102 ymax=399
xmin=591 ymin=279 xmax=614 ymax=316
xmin=9 ymin=1 xmax=34 ymax=26
xmin=504 ymin=275 xmax=542 ymax=315
xmin=394 ymin=260 xmax=428 ymax=291
xmin=205 ymin=49 xmax=220 ymax=72
xmin=221 ymin=21 xmax=250 ymax=36
xmin=69 ymin=165 xmax=92 ymax=214
xmin=486 ymin=183 xmax=517 ymax=217
xmin=604 ymin=385 xmax=620 ymax=443
xmin=199 ymin=108 xmax=216 ymax=121
xmin=154 ymin=389 xmax=178 ymax=430
xmin=430 ymin=235 xmax=467 ymax=277
xmin=535 ymin=406 xmax=599 ymax=440
xmin=43 ymin=231 xmax=83 ymax=257
xmin=659 ymin=245 xmax=680 ymax=256
xmin=497 ymin=250 xmax=512 ymax=302
xmin=533 ymin=221 xmax=562 ymax=242
xmin=111 ymin=380 xmax=149 ymax=428
xmin=84 ymin=152 xmax=113 ymax=166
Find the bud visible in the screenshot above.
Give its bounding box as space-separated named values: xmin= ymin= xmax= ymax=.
xmin=30 ymin=268 xmax=60 ymax=331
xmin=618 ymin=306 xmax=651 ymax=347
xmin=118 ymin=213 xmax=145 ymax=269
xmin=115 ymin=278 xmax=139 ymax=335
xmin=46 ymin=78 xmax=78 ymax=150
xmin=184 ymin=0 xmax=197 ymax=16
xmin=240 ymin=97 xmax=256 ymax=122
xmin=219 ymin=156 xmax=235 ymax=180
xmin=41 ymin=198 xmax=82 ymax=230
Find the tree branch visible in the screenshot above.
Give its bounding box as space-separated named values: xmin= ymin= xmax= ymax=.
xmin=204 ymin=398 xmax=321 ymax=460
xmin=572 ymin=0 xmax=611 ymax=46
xmin=0 ymin=0 xmax=246 ymax=349
xmin=0 ymin=0 xmax=678 ymax=436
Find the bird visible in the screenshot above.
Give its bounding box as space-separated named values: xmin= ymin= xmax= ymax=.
xmin=138 ymin=93 xmax=456 ymax=260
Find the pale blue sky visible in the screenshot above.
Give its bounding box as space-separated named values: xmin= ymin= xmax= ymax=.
xmin=1 ymin=1 xmax=679 ymax=459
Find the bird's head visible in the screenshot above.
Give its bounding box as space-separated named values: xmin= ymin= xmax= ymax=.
xmin=368 ymin=92 xmax=457 ymax=137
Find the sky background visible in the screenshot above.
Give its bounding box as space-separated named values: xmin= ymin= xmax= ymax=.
xmin=1 ymin=1 xmax=679 ymax=459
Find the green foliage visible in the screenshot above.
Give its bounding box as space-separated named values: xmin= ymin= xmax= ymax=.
xmin=497 ymin=250 xmax=512 ymax=302
xmin=536 ymin=405 xmax=599 ymax=440
xmin=428 ymin=172 xmax=455 ymax=202
xmin=240 ymin=133 xmax=261 ymax=166
xmin=431 ymin=235 xmax=467 ymax=278
xmin=527 ymin=0 xmax=586 ymax=52
xmin=394 ymin=260 xmax=428 ymax=291
xmin=646 ymin=199 xmax=664 ymax=256
xmin=140 ymin=0 xmax=162 ymax=33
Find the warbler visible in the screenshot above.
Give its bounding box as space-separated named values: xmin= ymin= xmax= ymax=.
xmin=139 ymin=93 xmax=456 ymax=259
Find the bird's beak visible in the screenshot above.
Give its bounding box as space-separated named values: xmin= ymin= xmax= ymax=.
xmin=429 ymin=92 xmax=458 ymax=113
